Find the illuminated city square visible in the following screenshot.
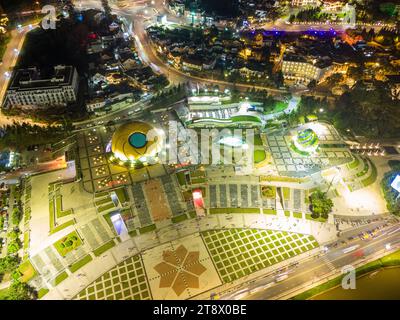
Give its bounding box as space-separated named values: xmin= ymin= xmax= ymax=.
xmin=0 ymin=0 xmax=399 ymax=306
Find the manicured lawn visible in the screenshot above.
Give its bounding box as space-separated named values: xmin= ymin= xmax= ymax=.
xmin=75 ymin=255 xmax=150 ymax=300
xmin=50 ymin=219 xmax=75 ymax=234
xmin=49 ymin=198 xmax=55 ymax=231
xmin=188 ymin=211 xmax=196 ymax=218
xmin=97 ymin=203 xmax=115 ymax=213
xmin=261 ymin=186 xmax=276 ymax=198
xmin=95 ymin=191 xmax=109 ymax=198
xmin=191 ymin=177 xmax=206 ymax=184
xmin=95 ymin=197 xmax=112 ymax=207
xmin=254 ymin=150 xmax=266 ymax=164
xmin=54 ymin=271 xmax=68 ymax=286
xmin=264 ymin=101 xmax=288 ymax=114
xmin=306 ymin=214 xmax=327 ymax=223
xmin=56 ymin=195 xmax=73 ymax=218
xmin=54 ymin=231 xmax=82 ymax=257
xmin=129 ymin=230 xmax=137 ymax=237
xmin=347 ymin=155 xmax=360 ymax=169
xmin=253 ymin=134 xmax=263 ymax=146
xmin=24 ymin=207 xmax=31 ymax=223
xmin=263 ymin=208 xmax=276 ymax=215
xmin=262 ymin=176 xmax=306 ymax=183
xmin=293 ymin=212 xmax=303 ymax=219
xmin=23 ymin=231 xmax=29 ymax=250
xmin=176 ymin=171 xmax=187 ymax=186
xmin=18 ymin=260 xmax=37 ymax=283
xmin=139 ymin=224 xmax=156 ymax=234
xmin=190 ymin=170 xmax=206 ymax=178
xmin=356 ymin=158 xmax=369 ymax=177
xmin=114 ymin=188 xmax=128 ymax=204
xmin=209 ymin=208 xmax=260 ymax=214
xmin=171 ymin=214 xmax=188 ymax=224
xmin=361 ymin=159 xmax=377 ymax=187
xmin=102 ymin=212 xmax=114 ymax=229
xmin=69 ymin=255 xmax=93 ymax=273
xmin=93 ymin=240 xmax=116 ymax=257
xmin=203 ymin=228 xmax=318 ymax=284
xmin=282 ymin=187 xmax=291 ymax=200
xmin=38 ymin=288 xmax=49 ymax=299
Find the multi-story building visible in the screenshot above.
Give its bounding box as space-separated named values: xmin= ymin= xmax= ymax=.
xmin=321 ymin=0 xmax=345 ymax=12
xmin=291 ymin=0 xmax=321 ymax=7
xmin=292 ymin=0 xmax=345 ymax=10
xmin=282 ymin=55 xmax=332 ymax=84
xmin=181 ymin=57 xmax=203 ymax=71
xmin=4 ymin=65 xmax=79 ymax=110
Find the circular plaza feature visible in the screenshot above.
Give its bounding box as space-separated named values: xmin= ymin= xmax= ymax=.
xmin=292 ymin=128 xmax=319 ymax=154
xmin=128 ymin=132 xmax=147 ymax=148
xmin=110 ymin=121 xmax=163 ymax=165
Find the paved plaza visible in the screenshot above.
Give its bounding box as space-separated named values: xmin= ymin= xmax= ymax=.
xmin=131 ymin=175 xmax=188 ymax=228
xmin=77 ymin=127 xmax=167 ymax=193
xmin=142 ymin=233 xmax=222 ymax=300
xmin=202 ymin=229 xmax=319 ymax=283
xmin=266 ymin=122 xmax=353 ymax=177
xmin=207 ymin=183 xmax=262 ymax=209
xmin=75 ymin=255 xmax=151 ymax=300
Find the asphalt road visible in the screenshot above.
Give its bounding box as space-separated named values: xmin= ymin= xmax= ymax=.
xmin=219 ymin=219 xmax=400 ymax=300
xmin=0 ymin=24 xmax=42 ymax=126
xmin=77 ymin=0 xmax=293 ymax=97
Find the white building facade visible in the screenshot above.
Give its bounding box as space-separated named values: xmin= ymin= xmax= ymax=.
xmin=5 ymin=65 xmax=79 ymax=109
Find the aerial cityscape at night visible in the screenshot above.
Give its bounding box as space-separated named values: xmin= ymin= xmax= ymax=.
xmin=0 ymin=0 xmax=399 ymax=303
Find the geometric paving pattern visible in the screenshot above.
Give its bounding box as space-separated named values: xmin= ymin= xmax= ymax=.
xmin=143 ymin=234 xmax=222 ymax=300
xmin=202 ymin=229 xmax=319 ymax=283
xmin=154 ymin=245 xmax=206 ymax=296
xmin=74 ymin=255 xmax=151 ymax=300
xmin=267 ymin=123 xmax=352 ymax=177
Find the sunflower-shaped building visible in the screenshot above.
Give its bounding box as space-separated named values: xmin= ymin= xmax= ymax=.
xmin=109 ymin=121 xmax=163 ymax=166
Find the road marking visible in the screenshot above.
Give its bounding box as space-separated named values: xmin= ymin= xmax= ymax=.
xmin=245 ymin=223 xmax=400 ymax=299
xmin=322 ymin=255 xmax=335 ymax=271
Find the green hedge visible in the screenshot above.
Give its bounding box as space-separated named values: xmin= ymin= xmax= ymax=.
xmin=93 ymin=240 xmax=115 ymax=257
xmin=139 ymin=224 xmax=157 ymax=234
xmin=69 ymin=255 xmax=93 ymax=273
xmin=38 ymin=288 xmax=49 ymax=299
xmin=361 ymin=159 xmax=377 ymax=187
xmin=209 ymin=207 xmax=260 ymax=214
xmin=54 ymin=271 xmax=68 ymax=286
xmin=172 ymin=214 xmax=188 ymax=224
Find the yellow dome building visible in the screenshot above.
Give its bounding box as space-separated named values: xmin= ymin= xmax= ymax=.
xmin=110 ymin=121 xmax=163 ymax=165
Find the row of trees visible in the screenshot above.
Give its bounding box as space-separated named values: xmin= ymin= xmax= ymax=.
xmin=0 ymin=254 xmax=35 ymax=299
xmin=287 ymin=80 xmax=400 ymax=139
xmin=289 ymin=7 xmax=329 ymax=23
xmin=0 ymin=122 xmax=71 ymax=151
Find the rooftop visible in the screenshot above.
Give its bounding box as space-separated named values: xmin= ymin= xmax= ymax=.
xmin=8 ymin=65 xmax=76 ymax=91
